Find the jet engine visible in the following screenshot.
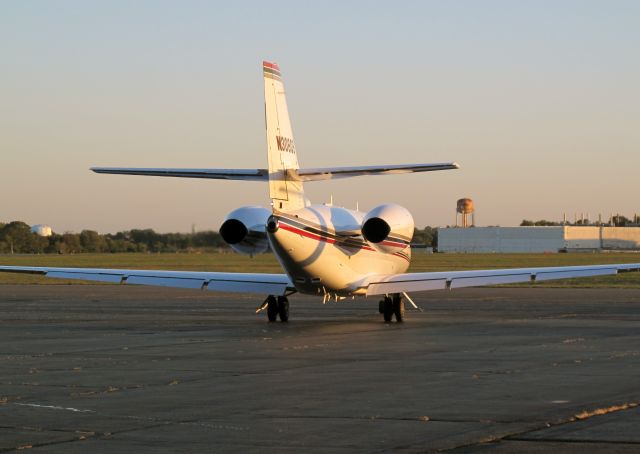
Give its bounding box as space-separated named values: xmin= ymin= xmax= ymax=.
xmin=361 ymin=203 xmax=414 ymax=253
xmin=219 ymin=206 xmax=271 ymax=255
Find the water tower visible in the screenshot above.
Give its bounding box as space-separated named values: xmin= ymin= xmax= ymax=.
xmin=456 ymin=198 xmax=474 ymax=228
xmin=31 ymin=225 xmax=53 ymax=237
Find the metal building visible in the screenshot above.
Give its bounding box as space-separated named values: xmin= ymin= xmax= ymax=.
xmin=437 ymin=226 xmax=640 ymax=253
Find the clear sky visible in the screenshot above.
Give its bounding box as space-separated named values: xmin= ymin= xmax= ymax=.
xmin=1 ymin=1 xmax=638 ymax=233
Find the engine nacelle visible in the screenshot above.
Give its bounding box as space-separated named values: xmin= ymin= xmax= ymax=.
xmin=219 ymin=206 xmax=271 ymax=255
xmin=361 ymin=203 xmax=414 ymax=253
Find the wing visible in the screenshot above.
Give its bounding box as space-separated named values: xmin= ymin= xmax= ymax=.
xmin=0 ymin=266 xmax=292 ymax=295
xmin=294 ymin=162 xmax=459 ymax=181
xmin=363 ymin=263 xmax=640 ymax=295
xmin=91 ymin=167 xmax=269 ymax=181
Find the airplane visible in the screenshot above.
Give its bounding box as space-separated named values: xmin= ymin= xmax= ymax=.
xmin=2 ymin=61 xmax=640 ymax=323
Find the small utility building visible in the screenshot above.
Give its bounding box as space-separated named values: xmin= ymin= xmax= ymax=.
xmin=437 ymin=226 xmax=640 ymax=253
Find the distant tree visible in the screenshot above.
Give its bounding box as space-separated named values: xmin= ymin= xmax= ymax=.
xmin=520 ymin=219 xmax=560 ymax=226
xmin=129 ymin=229 xmax=162 ymax=251
xmin=43 ymin=233 xmax=60 ymax=253
xmin=194 ymin=231 xmax=225 ymax=248
xmin=412 ymin=226 xmax=438 ymax=247
xmin=104 ymin=237 xmax=138 ymax=253
xmin=79 ymin=230 xmax=105 ymax=252
xmin=412 ymin=228 xmax=426 ymax=244
xmin=60 ymin=233 xmax=82 ymax=254
xmin=0 ymin=221 xmax=42 ymax=253
xmin=612 ymin=215 xmax=630 ymax=227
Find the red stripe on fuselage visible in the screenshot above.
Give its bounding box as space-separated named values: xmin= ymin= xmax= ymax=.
xmin=277 ymin=220 xmax=410 ymax=262
xmin=279 ymin=221 xmax=376 ymax=251
xmin=392 ymin=251 xmax=410 ymax=262
xmin=380 ymin=239 xmax=409 ymax=247
xmin=279 ymin=222 xmax=336 ymax=244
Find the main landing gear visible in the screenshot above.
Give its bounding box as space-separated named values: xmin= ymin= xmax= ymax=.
xmin=257 ymin=292 xmax=295 ymax=322
xmin=264 ymin=295 xmax=289 ymax=322
xmin=378 ymin=293 xmax=404 ymax=322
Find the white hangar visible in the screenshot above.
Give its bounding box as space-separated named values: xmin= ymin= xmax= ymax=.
xmin=437 ymin=226 xmax=640 ymax=253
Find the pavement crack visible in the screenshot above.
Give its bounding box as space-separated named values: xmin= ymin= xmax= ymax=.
xmin=0 ymin=431 xmax=97 ymax=453
xmin=573 ymin=402 xmax=638 ymax=420
xmin=256 ymin=414 xmax=500 ymax=424
xmin=439 ymin=400 xmax=640 ymax=452
xmin=508 ymin=437 xmax=640 ymax=445
xmin=14 ymin=402 xmax=95 ymax=413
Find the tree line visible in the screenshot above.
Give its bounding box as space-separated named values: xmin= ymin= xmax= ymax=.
xmin=0 ymin=221 xmax=440 ymax=254
xmin=0 ymin=221 xmax=227 ymax=254
xmin=521 ymin=215 xmax=639 ymax=227
xmin=412 ymin=226 xmax=438 ymax=248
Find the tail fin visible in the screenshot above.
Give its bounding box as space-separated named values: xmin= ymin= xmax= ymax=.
xmin=263 ymin=61 xmax=306 ymax=212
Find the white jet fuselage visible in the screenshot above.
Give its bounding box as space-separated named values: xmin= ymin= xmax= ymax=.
xmin=267 ymin=205 xmax=410 ymax=296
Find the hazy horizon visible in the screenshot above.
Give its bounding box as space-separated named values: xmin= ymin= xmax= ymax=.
xmin=2 ymin=1 xmax=639 ymax=234
xmin=2 ymin=212 xmax=636 ymax=236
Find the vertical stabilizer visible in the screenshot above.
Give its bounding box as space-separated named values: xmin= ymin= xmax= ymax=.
xmin=263 ymin=61 xmax=305 ymax=212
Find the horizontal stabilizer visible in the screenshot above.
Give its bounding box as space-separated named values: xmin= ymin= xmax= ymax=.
xmin=91 ymin=167 xmax=269 ymax=181
xmin=91 ymin=162 xmax=459 ymax=182
xmin=294 ymin=162 xmax=460 ymax=181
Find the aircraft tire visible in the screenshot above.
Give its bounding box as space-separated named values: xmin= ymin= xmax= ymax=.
xmin=266 ymin=296 xmax=278 ymax=322
xmin=277 ymin=296 xmax=289 ymax=322
xmin=392 ymin=294 xmax=404 ymax=322
xmin=378 ymin=300 xmax=384 ymax=314
xmin=383 ymin=297 xmax=393 ymax=322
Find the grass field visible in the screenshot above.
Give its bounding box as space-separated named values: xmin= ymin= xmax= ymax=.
xmin=1 ymin=251 xmax=640 ymax=288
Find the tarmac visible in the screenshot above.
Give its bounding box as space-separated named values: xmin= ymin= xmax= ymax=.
xmin=1 ymin=284 xmax=639 ymax=453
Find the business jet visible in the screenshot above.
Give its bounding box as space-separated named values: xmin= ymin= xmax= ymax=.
xmin=2 ymin=61 xmax=639 ymax=322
